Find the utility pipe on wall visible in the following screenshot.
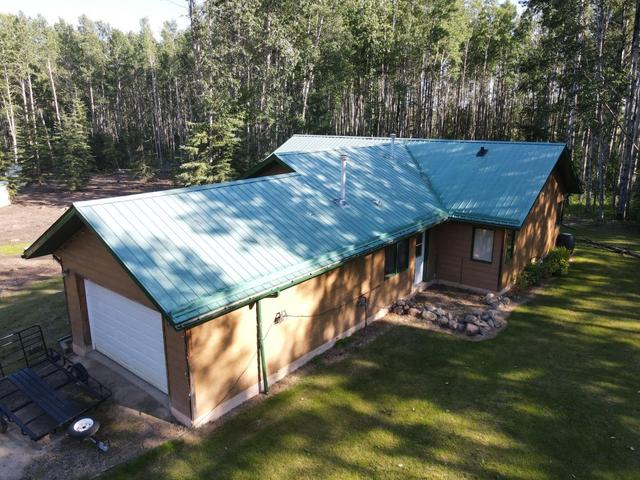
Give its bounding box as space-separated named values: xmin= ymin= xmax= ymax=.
xmin=256 ymin=299 xmax=270 ymax=394
xmin=339 ymin=154 xmax=348 ymax=207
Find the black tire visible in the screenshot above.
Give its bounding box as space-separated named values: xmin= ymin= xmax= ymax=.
xmin=68 ymin=363 xmax=89 ymax=383
xmin=67 ymin=417 xmax=100 ymax=439
xmin=0 ymin=418 xmax=7 ymax=434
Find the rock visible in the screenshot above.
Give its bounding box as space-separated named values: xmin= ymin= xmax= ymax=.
xmin=471 ymin=308 xmax=484 ymax=316
xmin=501 ymin=297 xmax=511 ymax=306
xmin=466 ymin=323 xmax=480 ymax=336
xmin=487 ymin=318 xmax=496 ymax=328
xmin=421 ymin=310 xmax=437 ymax=321
xmin=493 ymin=318 xmax=504 ymax=329
xmin=393 ymin=306 xmax=404 ymax=315
xmin=408 ymin=308 xmax=421 ymax=317
xmin=403 ymin=305 xmax=410 ymax=312
xmin=397 ymin=299 xmax=406 ymax=306
xmin=449 ymin=320 xmax=459 ymax=331
xmin=479 ymin=327 xmax=491 ymax=335
xmin=425 ymin=305 xmax=437 ymax=312
xmin=462 ymin=314 xmax=477 ymax=324
xmin=456 ymin=322 xmax=466 ymax=333
xmin=438 ymin=316 xmax=449 ymax=327
xmin=476 ymin=320 xmax=490 ymax=329
xmin=435 ymin=307 xmax=446 ymax=317
xmin=484 ymin=293 xmax=496 ymax=304
xmin=446 ymin=312 xmax=453 ymax=320
xmin=488 ymin=309 xmax=498 ymax=319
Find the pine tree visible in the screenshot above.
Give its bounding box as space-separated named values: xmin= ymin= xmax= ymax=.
xmin=53 ymin=97 xmax=93 ymax=190
xmin=176 ymin=112 xmax=242 ymax=186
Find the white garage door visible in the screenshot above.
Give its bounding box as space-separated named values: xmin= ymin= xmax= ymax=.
xmin=84 ymin=280 xmax=168 ymax=393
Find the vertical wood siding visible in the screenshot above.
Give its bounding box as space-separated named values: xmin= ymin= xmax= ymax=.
xmin=186 ymin=238 xmax=418 ymax=421
xmin=432 ymin=222 xmax=504 ymax=291
xmin=55 ymin=225 xmax=192 ymax=420
xmin=500 ymin=171 xmax=565 ymax=288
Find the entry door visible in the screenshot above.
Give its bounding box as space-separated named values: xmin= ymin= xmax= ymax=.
xmin=414 ymin=230 xmax=426 ymax=284
xmin=84 ymin=280 xmax=168 ymax=393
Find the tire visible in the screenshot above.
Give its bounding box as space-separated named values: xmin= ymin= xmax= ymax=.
xmin=67 ymin=417 xmax=100 ymax=439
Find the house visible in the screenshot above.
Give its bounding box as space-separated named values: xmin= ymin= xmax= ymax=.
xmin=23 ymin=135 xmax=581 ymax=427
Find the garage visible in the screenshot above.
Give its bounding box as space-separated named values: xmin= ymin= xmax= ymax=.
xmin=84 ymin=280 xmax=168 ymax=394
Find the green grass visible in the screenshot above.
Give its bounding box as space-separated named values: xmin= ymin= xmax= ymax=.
xmin=102 ymin=224 xmax=640 ymax=480
xmin=0 ymin=242 xmax=30 ymax=256
xmin=563 ymin=222 xmax=640 ymax=253
xmin=0 ymin=278 xmax=69 ymax=355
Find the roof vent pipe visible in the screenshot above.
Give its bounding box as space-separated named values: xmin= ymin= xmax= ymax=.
xmin=390 ymin=133 xmax=396 ymax=161
xmin=339 ymin=154 xmax=348 ymax=207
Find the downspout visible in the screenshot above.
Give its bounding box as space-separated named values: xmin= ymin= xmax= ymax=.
xmin=256 ymin=299 xmax=270 ymax=394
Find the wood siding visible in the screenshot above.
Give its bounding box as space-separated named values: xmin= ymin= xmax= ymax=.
xmin=500 ymin=171 xmax=565 ymax=288
xmin=431 ymin=222 xmax=504 ymax=291
xmin=186 ymin=237 xmax=418 ymax=422
xmin=55 ymin=225 xmax=192 ymax=419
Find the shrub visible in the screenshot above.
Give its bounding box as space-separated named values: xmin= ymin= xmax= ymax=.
xmin=515 ymin=247 xmax=571 ymax=289
xmin=543 ymin=247 xmax=570 ymax=276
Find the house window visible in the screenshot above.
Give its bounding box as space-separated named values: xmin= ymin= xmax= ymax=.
xmin=471 ymin=227 xmax=494 ymax=263
xmin=504 ymin=230 xmax=516 ymax=263
xmin=556 ymin=199 xmax=565 ymax=226
xmin=384 ymin=238 xmax=410 ymax=277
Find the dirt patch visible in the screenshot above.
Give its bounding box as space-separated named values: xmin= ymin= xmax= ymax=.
xmin=0 ymin=173 xmax=173 ymax=294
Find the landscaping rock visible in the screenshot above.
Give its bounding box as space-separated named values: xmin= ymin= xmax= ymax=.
xmin=456 ymin=322 xmax=466 ymax=333
xmin=484 ymin=293 xmax=496 ymax=304
xmin=408 ymin=308 xmax=421 ymax=317
xmin=424 ymin=305 xmax=437 ymax=312
xmin=449 ymin=320 xmax=459 ymax=331
xmin=392 ymin=306 xmax=404 ymax=315
xmin=403 ymin=305 xmax=410 ymax=312
xmin=475 ymin=320 xmax=490 ymax=330
xmin=421 ymin=310 xmax=437 ymax=321
xmin=397 ymin=299 xmax=406 ymax=306
xmin=501 ymin=297 xmax=511 ymax=306
xmin=438 ymin=316 xmax=449 ymax=328
xmin=462 ymin=314 xmax=477 ymax=324
xmin=435 ymin=307 xmax=446 ymax=317
xmin=465 ymin=323 xmax=480 ymax=336
xmin=471 ymin=308 xmax=484 ymax=316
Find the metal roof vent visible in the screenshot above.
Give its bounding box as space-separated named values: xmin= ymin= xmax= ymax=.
xmin=477 ymin=146 xmax=489 ymax=157
xmin=337 ymin=153 xmax=348 ymax=207
xmin=390 ymin=133 xmax=396 ymax=161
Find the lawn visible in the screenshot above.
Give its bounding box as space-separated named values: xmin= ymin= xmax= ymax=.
xmin=0 ymin=278 xmax=69 ymax=355
xmin=102 ymin=226 xmax=640 ymax=480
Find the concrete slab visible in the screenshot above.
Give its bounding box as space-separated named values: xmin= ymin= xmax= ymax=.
xmin=0 ymin=353 xmax=188 ymax=480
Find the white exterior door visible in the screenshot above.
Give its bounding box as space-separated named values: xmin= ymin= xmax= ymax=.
xmin=414 ymin=231 xmax=425 ymax=284
xmin=84 ymin=280 xmax=168 ymax=393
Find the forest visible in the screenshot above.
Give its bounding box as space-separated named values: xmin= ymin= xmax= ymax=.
xmin=0 ymin=0 xmax=638 ymax=220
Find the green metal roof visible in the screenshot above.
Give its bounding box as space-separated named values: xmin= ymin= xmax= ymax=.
xmin=24 ymin=134 xmax=578 ymax=329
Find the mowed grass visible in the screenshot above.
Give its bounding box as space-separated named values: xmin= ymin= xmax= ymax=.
xmin=103 ymin=226 xmax=640 ymax=480
xmin=0 ymin=278 xmax=69 ymax=355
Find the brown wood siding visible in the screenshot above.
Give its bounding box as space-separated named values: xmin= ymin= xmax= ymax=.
xmin=54 ymin=225 xmax=191 ymax=419
xmin=163 ymin=322 xmax=192 ymax=419
xmin=432 ymin=222 xmax=504 ymax=291
xmin=187 ymin=238 xmax=418 ymax=421
xmin=500 ymin=172 xmax=565 ymax=288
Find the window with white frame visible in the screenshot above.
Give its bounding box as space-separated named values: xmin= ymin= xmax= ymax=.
xmin=471 ymin=228 xmax=494 ymax=263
